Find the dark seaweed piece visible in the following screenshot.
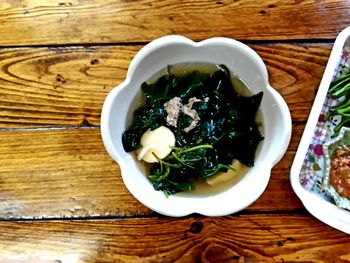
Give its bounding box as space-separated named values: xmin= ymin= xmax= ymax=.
xmin=122 ymin=127 xmax=144 ymax=152
xmin=178 ymin=72 xmax=209 ymax=100
xmin=226 ymin=124 xmax=264 ymax=166
xmin=141 ymin=75 xmax=180 ymax=101
xmin=228 ymin=92 xmax=264 ymax=123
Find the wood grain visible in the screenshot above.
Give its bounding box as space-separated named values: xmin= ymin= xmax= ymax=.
xmin=0 ymin=44 xmax=324 ymax=218
xmin=0 ymin=45 xmax=139 ymax=127
xmin=0 ymin=215 xmax=349 ymax=262
xmin=0 ymin=128 xmax=150 ymax=219
xmin=0 ymin=125 xmax=304 ymax=219
xmin=0 ymin=0 xmax=348 ymax=45
xmin=0 ymin=43 xmax=330 ymax=128
xmin=0 ymin=0 xmax=348 ymax=261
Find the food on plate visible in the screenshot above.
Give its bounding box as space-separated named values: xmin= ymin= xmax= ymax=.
xmin=330 ymin=147 xmax=350 ymax=199
xmin=325 ymin=70 xmax=350 ymax=137
xmin=122 ymin=63 xmax=264 ymax=195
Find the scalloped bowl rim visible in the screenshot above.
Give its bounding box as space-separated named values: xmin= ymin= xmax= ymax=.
xmin=101 ymin=35 xmax=291 ymax=216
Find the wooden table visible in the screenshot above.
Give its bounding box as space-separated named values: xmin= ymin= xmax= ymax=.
xmin=1 ymin=0 xmax=350 ymax=262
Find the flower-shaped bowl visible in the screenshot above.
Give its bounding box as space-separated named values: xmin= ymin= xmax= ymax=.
xmin=100 ymin=35 xmax=291 ymax=216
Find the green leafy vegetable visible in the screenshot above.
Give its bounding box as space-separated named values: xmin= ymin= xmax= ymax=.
xmin=122 ymin=64 xmax=264 ymax=195
xmin=325 ymin=70 xmax=350 ymax=137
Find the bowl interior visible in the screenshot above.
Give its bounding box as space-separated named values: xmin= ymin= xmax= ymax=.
xmin=101 ymin=36 xmax=291 ymax=216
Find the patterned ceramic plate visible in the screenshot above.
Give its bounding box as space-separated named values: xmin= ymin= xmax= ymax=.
xmin=291 ymin=27 xmax=350 ymax=234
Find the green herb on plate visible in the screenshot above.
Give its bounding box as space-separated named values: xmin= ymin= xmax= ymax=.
xmin=326 ymin=70 xmax=350 ymax=137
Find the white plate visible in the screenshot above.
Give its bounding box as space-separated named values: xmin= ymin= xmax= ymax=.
xmin=291 ymin=27 xmax=350 ymax=234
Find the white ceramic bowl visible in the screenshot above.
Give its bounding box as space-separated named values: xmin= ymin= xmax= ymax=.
xmin=101 ymin=35 xmax=291 ymax=216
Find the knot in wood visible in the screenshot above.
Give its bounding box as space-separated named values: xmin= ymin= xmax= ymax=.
xmin=189 ymin=221 xmax=203 ymax=234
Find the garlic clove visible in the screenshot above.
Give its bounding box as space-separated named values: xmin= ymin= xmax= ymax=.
xmin=138 ymin=126 xmax=176 ymax=163
xmin=137 ymin=143 xmax=167 ymax=163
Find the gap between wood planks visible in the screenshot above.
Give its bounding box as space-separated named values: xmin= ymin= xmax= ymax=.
xmin=0 ymin=208 xmax=308 ymax=222
xmin=0 ymin=126 xmax=99 ymax=132
xmin=0 ymin=38 xmax=334 ymax=50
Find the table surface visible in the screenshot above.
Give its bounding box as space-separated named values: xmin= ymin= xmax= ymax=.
xmin=1 ymin=0 xmax=350 ymax=262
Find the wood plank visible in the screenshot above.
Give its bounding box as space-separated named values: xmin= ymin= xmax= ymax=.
xmin=0 ymin=1 xmax=348 ymax=45
xmin=0 ymin=125 xmax=305 ymax=219
xmin=0 ymin=45 xmax=139 ymax=127
xmin=0 ymin=127 xmax=151 ymax=219
xmin=0 ymin=43 xmax=330 ymax=128
xmin=0 ymin=215 xmax=349 ymax=262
